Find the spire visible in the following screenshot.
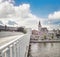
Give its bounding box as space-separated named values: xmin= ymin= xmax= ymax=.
xmin=38 ymin=21 xmax=41 ymax=31
xmin=38 ymin=21 xmax=41 ymax=27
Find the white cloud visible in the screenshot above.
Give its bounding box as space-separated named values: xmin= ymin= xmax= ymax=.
xmin=14 ymin=4 xmax=30 ymax=18
xmin=0 ymin=0 xmax=55 ymax=30
xmin=48 ymin=11 xmax=60 ymax=30
xmin=0 ymin=0 xmax=41 ymax=29
xmin=0 ymin=0 xmax=14 ymax=3
xmin=48 ymin=11 xmax=60 ymax=19
xmin=0 ymin=1 xmax=15 ymax=18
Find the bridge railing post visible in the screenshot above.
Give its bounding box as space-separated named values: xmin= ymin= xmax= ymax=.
xmin=10 ymin=45 xmax=13 ymax=57
xmin=0 ymin=52 xmax=2 ymax=57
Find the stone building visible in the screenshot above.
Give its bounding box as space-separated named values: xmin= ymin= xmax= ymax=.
xmin=31 ymin=21 xmax=48 ymax=40
xmin=38 ymin=21 xmax=48 ymax=39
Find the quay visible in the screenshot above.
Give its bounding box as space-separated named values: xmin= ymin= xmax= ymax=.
xmin=30 ymin=40 xmax=60 ymax=43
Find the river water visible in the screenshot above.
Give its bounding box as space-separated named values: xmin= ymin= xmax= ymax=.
xmin=29 ymin=43 xmax=60 ymax=57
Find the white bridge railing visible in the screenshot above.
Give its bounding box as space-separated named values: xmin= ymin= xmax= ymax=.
xmin=0 ymin=32 xmax=31 ymax=57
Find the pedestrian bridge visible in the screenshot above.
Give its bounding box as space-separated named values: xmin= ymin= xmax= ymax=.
xmin=30 ymin=40 xmax=60 ymax=43
xmin=0 ymin=32 xmax=31 ymax=57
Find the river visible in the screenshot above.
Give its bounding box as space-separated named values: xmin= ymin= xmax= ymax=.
xmin=29 ymin=43 xmax=60 ymax=57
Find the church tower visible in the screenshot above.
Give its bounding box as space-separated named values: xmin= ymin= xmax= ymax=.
xmin=38 ymin=21 xmax=41 ymax=31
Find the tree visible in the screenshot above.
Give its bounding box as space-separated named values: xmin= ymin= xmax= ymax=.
xmin=44 ymin=35 xmax=46 ymax=40
xmin=5 ymin=25 xmax=7 ymax=31
xmin=51 ymin=34 xmax=54 ymax=39
xmin=17 ymin=27 xmax=27 ymax=33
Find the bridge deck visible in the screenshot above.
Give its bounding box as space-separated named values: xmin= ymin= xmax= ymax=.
xmin=0 ymin=34 xmax=23 ymax=46
xmin=30 ymin=40 xmax=60 ymax=43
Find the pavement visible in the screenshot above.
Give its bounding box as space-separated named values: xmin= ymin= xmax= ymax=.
xmin=0 ymin=32 xmax=23 ymax=46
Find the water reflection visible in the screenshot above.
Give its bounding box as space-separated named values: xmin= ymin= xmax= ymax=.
xmin=51 ymin=43 xmax=53 ymax=47
xmin=29 ymin=43 xmax=60 ymax=57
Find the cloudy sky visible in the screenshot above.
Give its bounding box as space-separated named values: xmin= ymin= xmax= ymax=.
xmin=0 ymin=0 xmax=60 ymax=30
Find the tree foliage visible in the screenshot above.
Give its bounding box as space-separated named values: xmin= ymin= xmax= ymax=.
xmin=17 ymin=27 xmax=27 ymax=34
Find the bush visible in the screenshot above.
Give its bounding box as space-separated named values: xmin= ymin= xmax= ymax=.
xmin=17 ymin=27 xmax=27 ymax=34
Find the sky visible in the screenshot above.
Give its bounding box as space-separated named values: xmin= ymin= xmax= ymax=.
xmin=0 ymin=0 xmax=60 ymax=30
xmin=14 ymin=0 xmax=60 ymax=18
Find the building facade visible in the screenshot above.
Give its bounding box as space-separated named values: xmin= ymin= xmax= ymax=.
xmin=31 ymin=21 xmax=60 ymax=40
xmin=31 ymin=21 xmax=48 ymax=40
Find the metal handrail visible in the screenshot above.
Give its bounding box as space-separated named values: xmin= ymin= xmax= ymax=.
xmin=0 ymin=33 xmax=30 ymax=57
